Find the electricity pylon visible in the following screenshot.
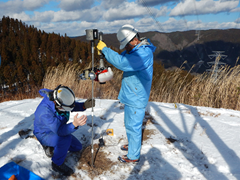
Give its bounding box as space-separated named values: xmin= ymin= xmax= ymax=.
xmin=206 ymin=51 xmax=227 ymax=80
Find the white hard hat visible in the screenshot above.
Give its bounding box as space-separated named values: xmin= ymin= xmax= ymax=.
xmin=53 ymin=85 xmax=75 ymax=111
xmin=117 ymin=24 xmax=138 ymax=50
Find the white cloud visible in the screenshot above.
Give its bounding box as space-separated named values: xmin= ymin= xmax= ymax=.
xmin=156 ymin=17 xmax=240 ymax=32
xmin=52 ymin=10 xmax=82 ymax=22
xmin=103 ymin=2 xmax=167 ymax=21
xmin=170 ymin=0 xmax=239 ymax=16
xmin=59 ymin=0 xmax=94 ymax=11
xmin=156 ymin=6 xmax=169 ymax=17
xmin=137 ymin=0 xmax=172 ymax=6
xmin=103 ymin=2 xmax=145 ymax=21
xmin=0 ymin=0 xmax=50 ymax=19
xmin=135 ymin=17 xmax=159 ymax=32
xmin=0 ymin=0 xmax=49 ymax=14
xmin=1 ymin=0 xmax=239 ymax=37
xmin=0 ymin=0 xmax=23 ymax=14
xmin=35 ymin=19 xmax=136 ymax=37
xmin=52 ymin=6 xmax=102 ymax=22
xmin=32 ymin=11 xmax=55 ymax=22
xmin=79 ymin=6 xmax=103 ymax=22
xmin=22 ymin=0 xmax=50 ymax=10
xmin=230 ymin=6 xmax=240 ymax=12
xmin=7 ymin=6 xmax=103 ymax=23
xmin=220 ymin=0 xmax=239 ymax=2
xmin=11 ymin=12 xmax=31 ymax=22
xmin=101 ymin=0 xmax=125 ymax=10
xmin=12 ymin=15 xmax=240 ymax=37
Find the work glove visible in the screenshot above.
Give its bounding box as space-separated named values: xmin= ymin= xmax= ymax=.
xmin=97 ymin=40 xmax=107 ymax=51
xmin=84 ymin=98 xmax=95 ymax=109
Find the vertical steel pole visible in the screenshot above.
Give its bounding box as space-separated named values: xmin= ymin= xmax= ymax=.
xmin=85 ymin=29 xmax=98 ymax=168
xmin=91 ymin=40 xmax=94 ymax=168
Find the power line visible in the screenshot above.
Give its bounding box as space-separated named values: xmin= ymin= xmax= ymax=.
xmin=140 ymin=0 xmax=189 ymax=65
xmin=140 ymin=0 xmax=165 ymax=32
xmin=177 ymin=0 xmax=204 ymax=65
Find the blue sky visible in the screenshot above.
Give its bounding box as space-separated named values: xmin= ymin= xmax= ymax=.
xmin=0 ymin=0 xmax=240 ymax=36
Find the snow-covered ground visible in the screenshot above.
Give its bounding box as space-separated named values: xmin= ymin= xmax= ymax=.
xmin=0 ymin=98 xmax=240 ymax=180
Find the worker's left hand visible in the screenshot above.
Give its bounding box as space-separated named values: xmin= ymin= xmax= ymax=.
xmin=84 ymin=99 xmax=95 ymax=109
xmin=97 ymin=40 xmax=107 ymax=51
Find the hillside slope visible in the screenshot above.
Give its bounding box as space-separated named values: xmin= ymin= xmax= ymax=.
xmin=73 ymin=29 xmax=240 ymax=73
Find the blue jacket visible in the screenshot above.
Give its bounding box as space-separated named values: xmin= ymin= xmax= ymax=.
xmin=102 ymin=38 xmax=156 ymax=108
xmin=33 ymin=89 xmax=85 ymax=143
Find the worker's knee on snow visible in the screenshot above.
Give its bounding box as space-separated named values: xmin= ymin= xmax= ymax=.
xmin=69 ymin=141 xmax=82 ymax=152
xmin=68 ymin=135 xmax=82 ymax=152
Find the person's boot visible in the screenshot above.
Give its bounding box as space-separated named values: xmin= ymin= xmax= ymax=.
xmin=120 ymin=144 xmax=128 ymax=151
xmin=42 ymin=145 xmax=54 ymax=158
xmin=52 ymin=162 xmax=74 ymax=176
xmin=118 ymin=155 xmax=140 ymax=163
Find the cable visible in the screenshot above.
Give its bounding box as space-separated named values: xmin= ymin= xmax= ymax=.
xmin=192 ymin=0 xmax=210 ymax=69
xmin=140 ymin=0 xmax=187 ymax=64
xmin=225 ymin=8 xmax=240 ymax=61
xmin=140 ymin=0 xmax=165 ymax=32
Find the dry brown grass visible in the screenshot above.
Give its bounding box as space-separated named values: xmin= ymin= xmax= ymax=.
xmin=2 ymin=61 xmax=240 ymax=111
xmin=42 ymin=62 xmax=121 ymax=100
xmin=0 ymin=86 xmax=40 ymax=103
xmin=149 ymin=63 xmax=240 ymax=110
xmin=42 ymin=62 xmax=240 ymax=110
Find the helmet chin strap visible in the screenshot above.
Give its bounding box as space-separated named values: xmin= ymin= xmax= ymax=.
xmin=54 ymin=101 xmax=65 ymax=112
xmin=129 ymin=43 xmax=136 ymax=47
xmin=57 ymin=107 xmax=65 ymax=112
xmin=126 ymin=42 xmax=138 ymax=53
xmin=127 ymin=37 xmax=140 ymax=49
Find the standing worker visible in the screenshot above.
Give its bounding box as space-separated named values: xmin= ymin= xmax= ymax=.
xmin=34 ymin=85 xmax=95 ymax=176
xmin=96 ymin=24 xmax=156 ymax=163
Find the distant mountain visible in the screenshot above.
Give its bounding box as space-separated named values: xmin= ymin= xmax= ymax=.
xmin=72 ymin=29 xmax=240 ymax=73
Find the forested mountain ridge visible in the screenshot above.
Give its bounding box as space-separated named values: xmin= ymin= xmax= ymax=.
xmin=0 ymin=16 xmax=90 ymax=92
xmin=75 ymin=29 xmax=240 ymax=73
xmin=1 ymin=15 xmax=240 ymax=95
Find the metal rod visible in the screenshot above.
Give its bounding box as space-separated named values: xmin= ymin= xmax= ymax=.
xmin=91 ymin=40 xmax=94 ymax=168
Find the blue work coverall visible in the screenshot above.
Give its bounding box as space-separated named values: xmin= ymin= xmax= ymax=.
xmin=34 ymin=89 xmax=86 ymax=165
xmin=102 ymin=38 xmax=156 ymax=160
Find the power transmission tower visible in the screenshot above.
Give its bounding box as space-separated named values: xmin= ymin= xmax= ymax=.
xmin=195 ymin=30 xmax=200 ymax=41
xmin=206 ymin=51 xmax=227 ymax=80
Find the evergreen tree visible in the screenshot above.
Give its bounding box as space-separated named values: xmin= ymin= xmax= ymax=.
xmin=0 ymin=16 xmax=91 ymax=98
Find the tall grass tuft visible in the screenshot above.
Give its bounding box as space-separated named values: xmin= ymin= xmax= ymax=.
xmin=0 ymin=86 xmax=40 ymax=102
xmin=42 ymin=62 xmax=121 ymax=100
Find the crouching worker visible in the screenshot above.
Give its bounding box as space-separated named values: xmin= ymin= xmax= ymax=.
xmin=33 ymin=85 xmax=95 ymax=176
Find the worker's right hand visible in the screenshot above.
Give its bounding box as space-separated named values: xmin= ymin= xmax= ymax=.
xmin=84 ymin=99 xmax=95 ymax=109
xmin=73 ymin=114 xmax=87 ymax=127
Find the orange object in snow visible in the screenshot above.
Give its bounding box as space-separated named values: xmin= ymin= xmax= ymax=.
xmin=8 ymin=175 xmax=17 ymax=180
xmin=106 ymin=129 xmax=114 ymax=136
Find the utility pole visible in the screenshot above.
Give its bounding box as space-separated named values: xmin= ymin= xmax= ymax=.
xmin=206 ymin=51 xmax=227 ymax=80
